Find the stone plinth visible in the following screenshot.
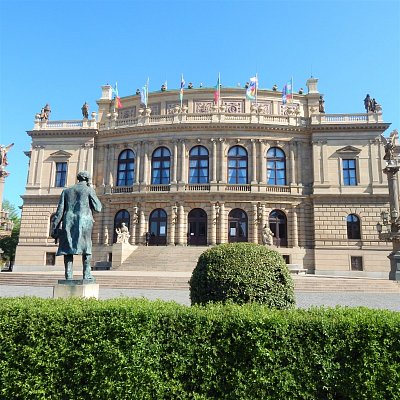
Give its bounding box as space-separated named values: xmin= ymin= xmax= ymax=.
xmin=112 ymin=243 xmax=137 ymax=269
xmin=53 ymin=279 xmax=99 ymax=299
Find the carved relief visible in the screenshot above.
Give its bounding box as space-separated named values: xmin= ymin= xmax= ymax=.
xmin=280 ymin=103 xmax=300 ymax=115
xmin=148 ymin=102 xmax=161 ymax=116
xmin=222 ymin=100 xmax=244 ymax=113
xmin=118 ymin=106 xmax=136 ymax=119
xmin=166 ymin=101 xmax=188 ymax=114
xmin=257 ymin=101 xmax=272 ymax=114
xmin=194 ymin=101 xmax=213 ymax=113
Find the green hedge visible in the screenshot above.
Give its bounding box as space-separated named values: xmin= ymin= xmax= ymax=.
xmin=190 ymin=243 xmax=295 ymax=307
xmin=0 ymin=298 xmax=399 ymax=399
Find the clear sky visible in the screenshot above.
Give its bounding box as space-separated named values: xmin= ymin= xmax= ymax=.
xmin=1 ymin=0 xmax=399 ymax=212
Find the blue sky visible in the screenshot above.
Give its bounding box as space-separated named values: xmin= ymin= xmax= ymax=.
xmin=1 ymin=0 xmax=399 ymax=212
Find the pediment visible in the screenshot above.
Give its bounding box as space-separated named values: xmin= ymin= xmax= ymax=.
xmin=336 ymin=146 xmax=361 ymax=154
xmin=49 ymin=150 xmax=73 ymax=158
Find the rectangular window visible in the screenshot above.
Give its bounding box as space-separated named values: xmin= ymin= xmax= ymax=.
xmin=55 ymin=162 xmax=67 ymax=187
xmin=350 ymin=256 xmax=363 ymax=271
xmin=46 ymin=252 xmax=56 ymax=266
xmin=343 ymin=159 xmax=357 ymax=186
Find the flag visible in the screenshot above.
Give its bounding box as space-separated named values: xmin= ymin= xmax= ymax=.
xmin=140 ymin=84 xmax=148 ymax=107
xmin=113 ymin=82 xmax=122 ymax=109
xmin=179 ymin=74 xmax=185 ymax=105
xmin=214 ymin=73 xmax=221 ymax=104
xmin=246 ymin=76 xmax=257 ymax=100
xmin=282 ymin=78 xmax=293 ymax=105
xmin=164 ymin=80 xmax=168 ymax=90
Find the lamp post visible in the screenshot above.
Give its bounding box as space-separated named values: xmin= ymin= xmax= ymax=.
xmin=376 ymin=130 xmax=400 ymax=280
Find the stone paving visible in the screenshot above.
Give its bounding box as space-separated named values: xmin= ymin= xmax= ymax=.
xmin=1 ymin=285 xmax=399 ymax=311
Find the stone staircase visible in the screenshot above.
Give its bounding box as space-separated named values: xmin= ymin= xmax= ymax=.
xmin=114 ymin=245 xmax=209 ymax=272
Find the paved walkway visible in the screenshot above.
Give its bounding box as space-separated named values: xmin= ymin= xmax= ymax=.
xmin=1 ymin=285 xmax=399 ymax=311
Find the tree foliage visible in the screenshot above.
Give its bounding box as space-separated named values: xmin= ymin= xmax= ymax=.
xmin=0 ymin=200 xmax=21 ymax=262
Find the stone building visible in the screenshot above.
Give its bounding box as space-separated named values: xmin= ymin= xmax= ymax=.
xmin=15 ymin=78 xmax=393 ymax=277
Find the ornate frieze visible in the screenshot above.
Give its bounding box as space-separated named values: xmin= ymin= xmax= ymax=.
xmin=166 ymin=101 xmax=188 ymax=114
xmin=118 ymin=106 xmax=136 ymax=119
xmin=194 ymin=101 xmax=213 ymax=113
xmin=257 ymin=101 xmax=272 ymax=114
xmin=148 ymin=102 xmax=161 ymax=116
xmin=221 ymin=100 xmax=244 ymax=113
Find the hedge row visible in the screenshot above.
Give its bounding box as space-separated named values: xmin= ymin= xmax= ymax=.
xmin=0 ymin=298 xmax=399 ymax=399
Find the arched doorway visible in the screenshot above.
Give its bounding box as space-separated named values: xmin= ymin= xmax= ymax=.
xmin=148 ymin=208 xmax=167 ymax=245
xmin=188 ymin=208 xmax=207 ymax=245
xmin=228 ymin=208 xmax=248 ymax=243
xmin=269 ymin=210 xmax=287 ymax=247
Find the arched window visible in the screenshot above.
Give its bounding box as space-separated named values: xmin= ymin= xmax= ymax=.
xmin=117 ymin=149 xmax=135 ymax=186
xmin=269 ymin=210 xmax=287 ymax=247
xmin=347 ymin=214 xmax=361 ymax=239
xmin=152 ymin=147 xmax=171 ymax=184
xmin=113 ymin=209 xmax=130 ymax=243
xmin=189 ymin=146 xmax=209 ymax=184
xmin=228 ymin=146 xmax=248 ymax=184
xmin=148 ymin=208 xmax=167 ymax=245
xmin=228 ymin=208 xmax=248 ymax=242
xmin=267 ymin=147 xmax=286 ymax=185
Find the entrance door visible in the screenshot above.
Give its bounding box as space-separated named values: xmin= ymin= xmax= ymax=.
xmin=149 ymin=208 xmax=167 ymax=245
xmin=228 ymin=208 xmax=248 ymax=243
xmin=269 ymin=210 xmax=287 ymax=247
xmin=188 ymin=208 xmax=207 ymax=245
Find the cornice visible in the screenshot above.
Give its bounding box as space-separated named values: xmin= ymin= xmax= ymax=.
xmin=27 ymin=129 xmax=98 ymax=138
xmin=309 ymin=123 xmax=390 ymax=132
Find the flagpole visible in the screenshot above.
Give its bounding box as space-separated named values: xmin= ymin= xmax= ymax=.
xmin=147 ymin=77 xmax=149 ymax=108
xmin=255 ymin=72 xmax=258 ymax=105
xmin=218 ymin=72 xmax=221 ymax=108
xmin=291 ymin=76 xmax=293 ymax=104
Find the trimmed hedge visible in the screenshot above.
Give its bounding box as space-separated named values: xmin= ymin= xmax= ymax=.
xmin=190 ymin=243 xmax=295 ymax=308
xmin=0 ymin=298 xmax=399 ymax=399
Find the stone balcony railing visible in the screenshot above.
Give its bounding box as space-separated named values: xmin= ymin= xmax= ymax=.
xmin=108 ymin=183 xmax=292 ymax=195
xmin=32 ymin=111 xmax=384 ymax=132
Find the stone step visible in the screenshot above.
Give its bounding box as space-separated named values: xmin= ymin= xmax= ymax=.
xmin=1 ymin=273 xmax=399 ymax=293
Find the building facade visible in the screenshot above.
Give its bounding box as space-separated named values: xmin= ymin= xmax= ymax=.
xmin=15 ymin=78 xmax=394 ymax=277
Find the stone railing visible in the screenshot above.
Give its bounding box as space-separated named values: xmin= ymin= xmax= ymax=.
xmin=33 ymin=118 xmax=97 ymax=131
xmin=311 ymin=113 xmax=383 ymax=124
xmin=107 ymin=183 xmax=292 ymax=195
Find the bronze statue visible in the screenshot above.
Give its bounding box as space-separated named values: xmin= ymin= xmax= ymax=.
xmin=319 ymin=95 xmax=325 ymax=113
xmin=81 ymin=102 xmax=89 ymax=119
xmin=51 ymin=171 xmax=102 ymax=280
xmin=364 ymin=94 xmax=371 ymax=112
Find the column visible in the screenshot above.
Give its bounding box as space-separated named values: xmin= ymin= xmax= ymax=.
xmin=143 ymin=142 xmax=149 ymax=185
xmin=179 ymin=140 xmax=186 ymax=183
xmin=172 ymin=140 xmax=178 ymax=184
xmin=289 ymin=141 xmax=296 ymax=185
xmin=135 ymin=142 xmax=141 ymax=185
xmin=292 ymin=207 xmax=298 ymax=247
xmin=139 ymin=208 xmax=146 ymax=245
xmin=369 ymin=139 xmax=379 ymax=184
xmin=210 ymin=203 xmax=216 ymax=245
xmin=251 ymin=139 xmax=257 ymax=184
xmin=168 ymin=204 xmax=176 ymax=245
xmin=252 ymin=203 xmax=258 ymax=243
xmin=321 ymin=140 xmax=329 ymax=184
xmin=103 ymin=145 xmax=109 ymax=186
xmin=27 ymin=147 xmax=37 ymax=185
xmin=177 ymin=203 xmax=185 ymax=245
xmin=108 ymin=145 xmax=116 ymax=187
xmin=219 ymin=138 xmax=226 ymax=183
xmin=130 ymin=219 xmax=136 ymax=245
xmin=296 ymin=141 xmax=303 ymax=186
xmin=35 ymin=146 xmax=45 ymax=186
xmin=259 ymin=140 xmax=267 ymax=184
xmin=219 ymin=202 xmax=226 ymax=243
xmin=211 ymin=138 xmax=217 ymax=183
xmin=312 ymin=141 xmax=321 ymax=184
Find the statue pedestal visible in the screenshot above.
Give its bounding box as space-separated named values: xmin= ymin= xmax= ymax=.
xmin=53 ymin=279 xmax=99 ymax=299
xmin=112 ymin=243 xmax=137 ymax=269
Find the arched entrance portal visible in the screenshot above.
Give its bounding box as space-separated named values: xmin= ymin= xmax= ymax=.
xmin=148 ymin=208 xmax=167 ymax=246
xmin=269 ymin=210 xmax=287 ymax=247
xmin=228 ymin=208 xmax=248 ymax=243
xmin=188 ymin=208 xmax=207 ymax=245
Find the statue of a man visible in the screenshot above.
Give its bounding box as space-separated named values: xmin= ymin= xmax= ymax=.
xmin=364 ymin=94 xmax=371 ymax=112
xmin=81 ymin=102 xmax=89 ymax=119
xmin=383 ymin=136 xmax=395 ymax=163
xmin=319 ymin=95 xmax=325 ymax=113
xmin=262 ymin=224 xmax=274 ymax=246
xmin=51 ymin=171 xmax=102 ymax=280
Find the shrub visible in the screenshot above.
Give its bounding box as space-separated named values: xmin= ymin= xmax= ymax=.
xmin=0 ymin=298 xmax=399 ymax=400
xmin=189 ymin=242 xmax=295 ymax=308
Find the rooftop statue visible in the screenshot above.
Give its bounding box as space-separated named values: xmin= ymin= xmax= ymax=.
xmin=0 ymin=143 xmax=14 ymax=168
xmin=51 ymin=171 xmax=102 ymax=280
xmin=81 ymin=102 xmax=89 ymax=119
xmin=382 ymin=134 xmax=396 ymax=164
xmin=39 ymin=103 xmax=51 ymax=120
xmin=319 ymin=95 xmax=325 ymax=113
